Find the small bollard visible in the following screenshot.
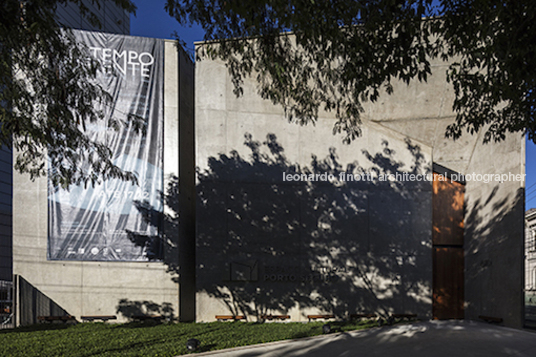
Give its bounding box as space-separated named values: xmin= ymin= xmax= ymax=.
xmin=322 ymin=324 xmax=331 ymax=334
xmin=186 ymin=338 xmax=200 ymax=352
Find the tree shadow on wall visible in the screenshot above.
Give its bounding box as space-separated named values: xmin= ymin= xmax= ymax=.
xmin=116 ymin=298 xmax=175 ymax=322
xmin=463 ymin=180 xmax=524 ymax=324
xmin=128 ymin=132 xmax=434 ymax=321
xmin=127 ymin=176 xmax=180 ymax=277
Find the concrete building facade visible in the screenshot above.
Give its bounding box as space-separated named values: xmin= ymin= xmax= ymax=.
xmin=5 ymin=23 xmax=526 ymax=329
xmin=195 ymin=47 xmax=525 ymax=328
xmin=11 ymin=38 xmax=195 ymax=325
xmin=0 ymin=1 xmax=132 ymax=327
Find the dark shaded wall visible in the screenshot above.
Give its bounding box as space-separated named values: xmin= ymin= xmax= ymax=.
xmin=14 ymin=275 xmax=70 ymax=326
xmin=0 ymin=146 xmax=12 ymax=282
xmin=194 ymin=53 xmax=436 ymax=321
xmin=195 ymin=136 xmax=434 ymax=321
xmin=177 ymin=48 xmax=196 ymax=322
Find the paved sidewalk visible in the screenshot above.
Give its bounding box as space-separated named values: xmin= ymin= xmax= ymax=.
xmin=178 ymin=320 xmax=536 ymax=357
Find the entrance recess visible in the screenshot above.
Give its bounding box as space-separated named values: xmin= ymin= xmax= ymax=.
xmin=432 ymin=170 xmax=465 ymax=319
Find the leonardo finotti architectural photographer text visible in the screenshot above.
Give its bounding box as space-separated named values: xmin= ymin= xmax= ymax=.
xmin=282 ymin=172 xmax=525 ymax=183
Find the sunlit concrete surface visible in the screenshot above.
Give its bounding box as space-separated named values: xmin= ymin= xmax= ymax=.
xmin=178 ymin=320 xmax=536 ymax=357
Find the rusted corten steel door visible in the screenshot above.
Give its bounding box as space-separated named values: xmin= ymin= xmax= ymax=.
xmin=432 ymin=172 xmax=465 ymax=320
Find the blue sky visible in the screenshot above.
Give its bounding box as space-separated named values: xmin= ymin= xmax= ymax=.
xmin=130 ymin=0 xmax=204 ymax=54
xmin=130 ymin=1 xmax=535 ymax=210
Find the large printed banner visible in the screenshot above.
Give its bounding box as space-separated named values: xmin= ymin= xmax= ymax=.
xmin=48 ymin=30 xmax=164 ymax=261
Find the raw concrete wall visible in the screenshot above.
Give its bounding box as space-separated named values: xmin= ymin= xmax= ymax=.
xmin=195 ymin=49 xmax=524 ymax=327
xmin=462 ymin=135 xmax=524 ymax=328
xmin=195 ymin=53 xmax=435 ymax=322
xmin=177 ymin=47 xmax=196 ymax=322
xmin=11 ymin=39 xmax=194 ymax=325
xmin=368 ymin=60 xmax=525 ymax=328
xmin=0 ymin=146 xmax=12 ymax=282
xmin=14 ymin=169 xmax=180 ymax=324
xmin=0 ymin=0 xmax=130 ymax=300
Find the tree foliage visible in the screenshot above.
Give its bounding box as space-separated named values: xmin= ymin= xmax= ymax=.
xmin=0 ymin=0 xmax=136 ymax=188
xmin=166 ymin=0 xmax=536 ymax=143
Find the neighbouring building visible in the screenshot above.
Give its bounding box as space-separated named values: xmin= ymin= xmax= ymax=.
xmin=526 ymin=209 xmax=536 ymax=291
xmin=525 ymin=209 xmax=536 ymax=325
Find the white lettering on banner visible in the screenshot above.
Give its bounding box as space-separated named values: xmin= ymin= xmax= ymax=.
xmin=89 ymin=47 xmax=155 ymax=78
xmin=97 ymin=190 xmax=150 ymax=200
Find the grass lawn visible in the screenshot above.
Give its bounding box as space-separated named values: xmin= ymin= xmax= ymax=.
xmin=0 ymin=319 xmax=378 ymax=356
